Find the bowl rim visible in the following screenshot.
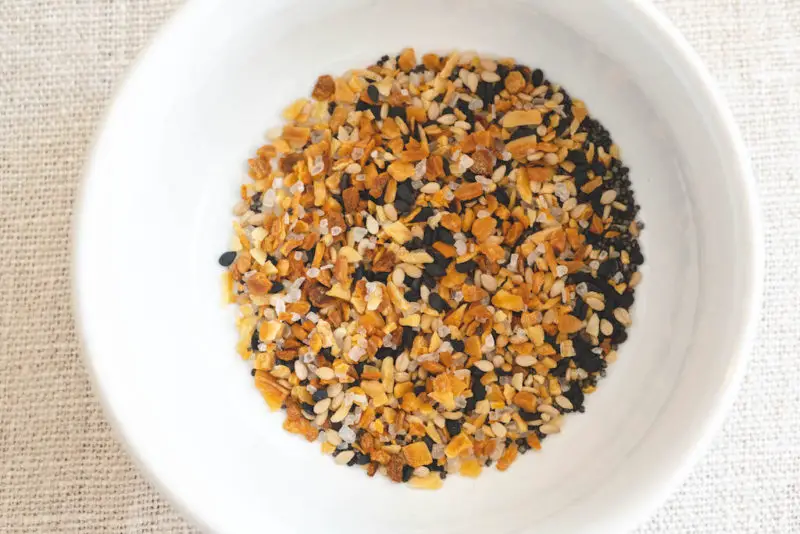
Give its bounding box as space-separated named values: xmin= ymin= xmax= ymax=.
xmin=72 ymin=0 xmax=764 ymax=532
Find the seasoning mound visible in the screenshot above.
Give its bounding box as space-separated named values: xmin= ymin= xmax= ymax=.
xmin=220 ymin=49 xmax=644 ymax=486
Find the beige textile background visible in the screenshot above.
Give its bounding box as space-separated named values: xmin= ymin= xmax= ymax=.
xmin=1 ymin=0 xmax=798 ymax=532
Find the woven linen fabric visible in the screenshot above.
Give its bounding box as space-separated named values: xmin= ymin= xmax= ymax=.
xmin=1 ymin=0 xmax=798 ymax=532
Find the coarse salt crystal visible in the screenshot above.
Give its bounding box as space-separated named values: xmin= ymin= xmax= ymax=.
xmin=339 ymin=426 xmax=357 ymax=443
xmin=310 ymin=156 xmax=325 ymax=175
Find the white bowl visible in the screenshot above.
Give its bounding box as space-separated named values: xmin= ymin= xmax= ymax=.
xmin=74 ymin=0 xmax=762 ymax=532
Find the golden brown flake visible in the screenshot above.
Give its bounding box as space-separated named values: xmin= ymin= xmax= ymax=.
xmin=311 ymin=74 xmax=335 ymax=101
xmin=504 ymin=70 xmax=526 ymax=94
xmin=454 ymin=182 xmax=483 ymax=201
xmin=403 ymin=441 xmax=433 ymax=468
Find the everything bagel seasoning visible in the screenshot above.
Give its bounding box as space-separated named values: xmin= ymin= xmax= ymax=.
xmin=219 ymin=49 xmax=644 ymax=487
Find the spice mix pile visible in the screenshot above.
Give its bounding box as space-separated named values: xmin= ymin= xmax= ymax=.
xmin=219 ymin=49 xmax=644 ymax=489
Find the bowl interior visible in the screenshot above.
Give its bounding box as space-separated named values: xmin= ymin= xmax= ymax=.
xmin=76 ymin=0 xmax=758 ymax=533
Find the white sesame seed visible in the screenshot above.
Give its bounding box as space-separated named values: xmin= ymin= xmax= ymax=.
xmin=539 ymin=423 xmax=561 ymax=435
xmin=294 ymin=361 xmax=308 ymax=381
xmin=613 ymin=307 xmax=632 ymax=326
xmin=314 ymin=398 xmax=332 ymax=414
xmin=554 ymin=395 xmax=573 ymax=411
xmin=316 ymin=367 xmax=335 ymax=380
xmin=420 ymin=182 xmax=441 ymax=194
xmin=335 ymin=450 xmax=355 ymax=465
xmin=515 ymin=355 xmax=536 ymax=367
xmin=475 ymin=360 xmax=494 ymax=372
xmin=600 ymin=190 xmax=618 ymax=205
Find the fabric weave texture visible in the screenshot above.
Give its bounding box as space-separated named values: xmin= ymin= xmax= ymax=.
xmin=1 ymin=1 xmax=798 ymax=531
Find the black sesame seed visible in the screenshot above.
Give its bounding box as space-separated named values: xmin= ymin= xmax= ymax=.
xmin=471 ymin=381 xmax=487 ymax=403
xmin=250 ymin=328 xmax=261 ymax=352
xmin=629 ymin=247 xmax=645 ymax=265
xmin=250 ymin=368 xmax=257 ymax=377
xmin=566 ymin=149 xmax=588 ymax=166
xmin=404 ymin=289 xmax=421 ymax=302
xmin=428 ymin=293 xmax=449 ymax=312
xmin=574 ymin=348 xmax=605 ymax=374
xmin=424 ymin=262 xmax=446 ymax=278
xmin=267 ymin=281 xmax=284 ymax=294
xmin=355 ymin=452 xmax=371 ymax=465
xmin=410 ymin=277 xmax=423 ymax=292
xmin=468 ymin=364 xmax=484 ymax=377
xmin=405 ymin=237 xmax=424 ymax=251
xmin=598 ymin=259 xmax=620 ymax=278
xmin=429 ymin=248 xmax=452 ymax=269
xmin=365 ymin=270 xmax=390 ymax=283
xmin=573 ymin=167 xmax=589 ymax=187
xmin=572 ymin=297 xmax=588 ymax=319
xmin=353 ymin=265 xmax=367 ymax=281
xmin=249 ymin=192 xmax=262 ymax=212
xmin=450 ymin=338 xmax=465 ymax=353
xmin=394 ymin=199 xmax=412 ymax=214
xmin=411 ymin=206 xmax=434 ymax=223
xmin=445 ymin=419 xmax=462 ymax=437
xmin=455 ymin=259 xmax=477 ymax=274
xmin=555 ymin=117 xmax=571 ymax=137
xmin=509 ymin=125 xmax=538 ymax=141
xmin=402 ymin=465 xmax=414 ymax=482
xmin=429 ymin=462 xmax=445 ymax=473
xmin=435 ymin=226 xmax=455 ymax=245
xmin=375 ymin=347 xmax=397 ymax=360
xmin=494 ymin=187 xmax=510 ymax=206
xmin=388 ymin=106 xmax=406 ymax=120
xmin=422 ymin=226 xmax=435 ymax=246
xmin=442 ymin=158 xmax=451 ymax=176
xmin=301 ymin=402 xmax=315 ymax=414
xmin=494 ymin=366 xmax=511 ymax=377
xmin=355 ymin=99 xmax=370 ymax=112
xmin=218 ymin=251 xmax=237 ymax=267
xmin=312 ymin=388 xmax=328 ymax=402
xmin=612 ymin=329 xmax=628 ymax=345
xmin=367 ymin=84 xmax=379 ymax=103
xmin=531 ymin=68 xmax=544 ymax=86
xmin=461 ymin=169 xmax=478 ymax=182
xmin=464 ymin=395 xmax=477 ymax=413
xmin=401 ymin=327 xmax=416 ymax=350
